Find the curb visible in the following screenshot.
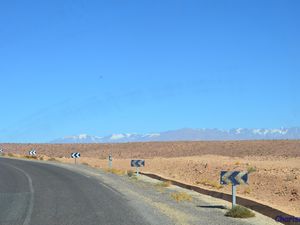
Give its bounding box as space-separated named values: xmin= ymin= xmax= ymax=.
xmin=140 ymin=172 xmax=298 ymax=225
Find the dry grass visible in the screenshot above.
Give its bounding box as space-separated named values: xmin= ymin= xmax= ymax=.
xmin=247 ymin=166 xmax=257 ymax=174
xmin=225 ymin=206 xmax=255 ymax=218
xmin=104 ymin=168 xmax=126 ymax=176
xmin=170 ymin=192 xmax=192 ymax=203
xmin=47 ymin=157 xmax=57 ymax=161
xmin=156 ymin=180 xmax=172 ymax=188
xmin=243 ymin=187 xmax=251 ymax=195
xmin=24 ymin=155 xmax=38 ymax=160
xmin=127 ymin=170 xmax=135 ymax=177
xmin=196 ymin=179 xmax=223 ymax=189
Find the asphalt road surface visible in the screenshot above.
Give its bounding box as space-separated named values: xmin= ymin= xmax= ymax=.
xmin=0 ymin=158 xmax=154 ymax=225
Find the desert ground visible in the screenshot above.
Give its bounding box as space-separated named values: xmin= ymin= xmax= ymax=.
xmin=1 ymin=140 xmax=300 ymax=216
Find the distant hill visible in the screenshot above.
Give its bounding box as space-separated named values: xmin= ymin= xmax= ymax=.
xmin=50 ymin=127 xmax=300 ymax=143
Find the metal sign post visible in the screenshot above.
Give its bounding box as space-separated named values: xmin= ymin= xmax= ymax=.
xmin=232 ymin=184 xmax=237 ymax=208
xmin=75 ymin=158 xmax=77 ymax=165
xmin=136 ymin=166 xmax=139 ymax=176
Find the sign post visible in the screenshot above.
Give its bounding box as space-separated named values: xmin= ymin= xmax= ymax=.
xmin=232 ymin=184 xmax=237 ymax=208
xmin=108 ymin=154 xmax=112 ymax=169
xmin=131 ymin=160 xmax=145 ymax=176
xmin=220 ymin=171 xmax=248 ymax=208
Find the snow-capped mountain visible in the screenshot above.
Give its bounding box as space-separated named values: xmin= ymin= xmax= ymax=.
xmin=50 ymin=127 xmax=300 ymax=143
xmin=53 ymin=134 xmax=103 ymax=143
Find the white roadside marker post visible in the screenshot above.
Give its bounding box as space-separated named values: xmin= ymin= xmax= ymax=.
xmin=108 ymin=154 xmax=112 ymax=169
xmin=232 ymin=184 xmax=237 ymax=208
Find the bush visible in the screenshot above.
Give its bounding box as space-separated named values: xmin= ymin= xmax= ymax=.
xmin=156 ymin=180 xmax=172 ymax=188
xmin=105 ymin=168 xmax=126 ymax=176
xmin=171 ymin=192 xmax=192 ymax=203
xmin=39 ymin=157 xmax=44 ymax=161
xmin=7 ymin=153 xmax=14 ymax=157
xmin=243 ymin=187 xmax=251 ymax=194
xmin=24 ymin=155 xmax=37 ymax=159
xmin=47 ymin=157 xmax=57 ymax=161
xmin=196 ymin=179 xmax=223 ymax=189
xmin=81 ymin=162 xmax=89 ymax=166
xmin=247 ymin=166 xmax=257 ymax=174
xmin=127 ymin=170 xmax=135 ymax=177
xmin=225 ymin=206 xmax=255 ymax=218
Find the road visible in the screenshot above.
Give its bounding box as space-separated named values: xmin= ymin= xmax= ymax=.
xmin=0 ymin=158 xmax=154 ymax=225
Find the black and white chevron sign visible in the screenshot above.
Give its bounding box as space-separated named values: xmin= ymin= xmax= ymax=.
xmin=220 ymin=171 xmax=248 ymax=185
xmin=131 ymin=160 xmax=145 ymax=167
xmin=29 ymin=150 xmax=36 ymax=156
xmin=0 ymin=149 xmax=3 ymax=153
xmin=71 ymin=152 xmax=81 ymax=158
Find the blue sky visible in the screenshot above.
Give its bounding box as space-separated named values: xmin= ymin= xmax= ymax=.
xmin=0 ymin=0 xmax=299 ymax=143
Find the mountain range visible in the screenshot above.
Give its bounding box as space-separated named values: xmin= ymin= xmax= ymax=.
xmin=50 ymin=127 xmax=300 ymax=143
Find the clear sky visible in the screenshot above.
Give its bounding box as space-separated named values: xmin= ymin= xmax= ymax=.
xmin=0 ymin=0 xmax=299 ymax=143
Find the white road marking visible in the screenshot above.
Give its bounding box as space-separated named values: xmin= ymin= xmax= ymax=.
xmin=5 ymin=164 xmax=34 ymax=225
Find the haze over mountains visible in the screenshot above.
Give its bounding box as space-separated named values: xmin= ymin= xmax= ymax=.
xmin=51 ymin=128 xmax=300 ymax=143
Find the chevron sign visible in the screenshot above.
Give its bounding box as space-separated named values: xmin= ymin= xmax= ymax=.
xmin=131 ymin=160 xmax=145 ymax=167
xmin=71 ymin=152 xmax=81 ymax=158
xmin=29 ymin=150 xmax=36 ymax=156
xmin=220 ymin=171 xmax=248 ymax=185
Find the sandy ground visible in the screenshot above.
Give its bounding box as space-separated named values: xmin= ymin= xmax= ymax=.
xmin=1 ymin=140 xmax=300 ymax=216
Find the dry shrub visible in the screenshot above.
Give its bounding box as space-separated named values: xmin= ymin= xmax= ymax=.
xmin=171 ymin=192 xmax=192 ymax=203
xmin=156 ymin=180 xmax=172 ymax=188
xmin=247 ymin=166 xmax=257 ymax=174
xmin=243 ymin=187 xmax=251 ymax=194
xmin=104 ymin=168 xmax=126 ymax=176
xmin=24 ymin=155 xmax=37 ymax=160
xmin=225 ymin=206 xmax=255 ymax=218
xmin=127 ymin=170 xmax=135 ymax=177
xmin=196 ymin=179 xmax=223 ymax=189
xmin=47 ymin=157 xmax=57 ymax=161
